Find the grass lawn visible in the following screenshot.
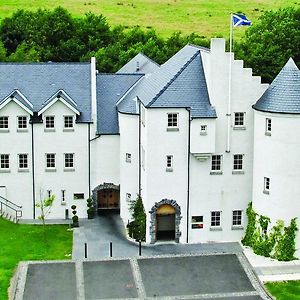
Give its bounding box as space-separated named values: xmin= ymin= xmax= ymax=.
xmin=0 ymin=0 xmax=299 ymax=38
xmin=0 ymin=217 xmax=73 ymax=300
xmin=265 ymin=281 xmax=300 ymax=299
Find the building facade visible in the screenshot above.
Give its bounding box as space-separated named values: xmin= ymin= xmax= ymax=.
xmin=0 ymin=38 xmax=299 ymax=257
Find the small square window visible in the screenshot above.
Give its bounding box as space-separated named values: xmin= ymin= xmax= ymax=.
xmin=64 ymin=153 xmax=74 ymax=169
xmin=126 ymin=153 xmax=131 ymax=163
xmin=166 ymin=155 xmax=173 ymax=171
xmin=234 ymin=112 xmax=245 ymax=127
xmin=264 ymin=177 xmax=270 ymax=194
xmin=46 ymin=153 xmax=56 ymax=169
xmin=64 ymin=116 xmax=74 ymax=129
xmin=45 ymin=116 xmax=55 ymax=129
xmin=265 ymin=118 xmax=271 ymax=135
xmin=211 ymin=155 xmax=222 ymax=173
xmin=0 ymin=116 xmax=9 ymax=130
xmin=167 ymin=113 xmax=178 ymax=129
xmin=232 ymin=210 xmax=242 ymax=226
xmin=0 ymin=154 xmax=9 ymax=169
xmin=211 ymin=211 xmax=221 ymax=227
xmin=200 ymin=125 xmax=207 ymax=135
xmin=17 ymin=116 xmax=27 ymax=130
xmin=18 ymin=154 xmax=28 ymax=169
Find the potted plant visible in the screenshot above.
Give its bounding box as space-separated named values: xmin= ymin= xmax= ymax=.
xmin=71 ymin=205 xmax=79 ymax=227
xmin=86 ymin=198 xmax=95 ymax=219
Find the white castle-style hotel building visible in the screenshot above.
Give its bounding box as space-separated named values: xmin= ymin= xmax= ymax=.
xmin=0 ymin=38 xmax=299 ymax=256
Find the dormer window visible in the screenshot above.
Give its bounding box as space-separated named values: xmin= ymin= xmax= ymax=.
xmin=17 ymin=116 xmax=28 ymax=131
xmin=45 ymin=116 xmax=55 ymax=131
xmin=64 ymin=115 xmax=74 ymax=131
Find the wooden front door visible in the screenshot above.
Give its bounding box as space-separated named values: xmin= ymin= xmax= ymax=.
xmin=97 ymin=189 xmax=119 ymax=209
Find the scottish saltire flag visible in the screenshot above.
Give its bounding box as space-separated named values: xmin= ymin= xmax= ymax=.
xmin=232 ymin=14 xmax=251 ymax=26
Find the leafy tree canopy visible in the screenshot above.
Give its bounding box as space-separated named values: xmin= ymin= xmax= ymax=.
xmin=236 ymin=7 xmax=300 ymax=83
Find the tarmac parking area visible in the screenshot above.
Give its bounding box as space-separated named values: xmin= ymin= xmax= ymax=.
xmin=13 ymin=253 xmax=271 ymax=300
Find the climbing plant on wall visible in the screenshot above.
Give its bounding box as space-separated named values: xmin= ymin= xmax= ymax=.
xmin=242 ymin=202 xmax=298 ymax=261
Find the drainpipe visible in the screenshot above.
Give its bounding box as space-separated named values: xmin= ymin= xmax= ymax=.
xmin=88 ymin=123 xmax=91 ymax=198
xmin=186 ymin=109 xmax=191 ymax=243
xmin=31 ymin=120 xmax=36 ymax=219
xmin=138 ymin=97 xmax=142 ymax=196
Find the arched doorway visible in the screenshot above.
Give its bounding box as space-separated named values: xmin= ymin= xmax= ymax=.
xmin=156 ymin=204 xmax=176 ymax=240
xmin=92 ymin=183 xmax=120 ymax=213
xmin=149 ymin=199 xmax=182 ymax=244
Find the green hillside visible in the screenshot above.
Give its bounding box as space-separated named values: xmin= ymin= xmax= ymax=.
xmin=0 ymin=0 xmax=299 ymax=38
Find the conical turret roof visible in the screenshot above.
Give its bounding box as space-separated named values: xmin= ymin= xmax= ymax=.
xmin=253 ymin=58 xmax=300 ymax=114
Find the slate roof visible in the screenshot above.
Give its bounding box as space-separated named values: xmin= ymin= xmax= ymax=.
xmin=117 ymin=45 xmax=216 ymax=118
xmin=253 ymin=58 xmax=300 ymax=114
xmin=0 ymin=62 xmax=92 ymax=122
xmin=96 ymin=73 xmax=143 ymax=134
xmin=117 ymin=53 xmax=160 ymax=75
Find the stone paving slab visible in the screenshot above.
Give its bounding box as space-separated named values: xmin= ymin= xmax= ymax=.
xmin=23 ymin=262 xmax=76 ymax=300
xmin=138 ymin=254 xmax=255 ymax=298
xmin=83 ymin=260 xmax=138 ymax=299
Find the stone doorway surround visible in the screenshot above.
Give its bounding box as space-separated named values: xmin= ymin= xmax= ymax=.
xmin=149 ymin=199 xmax=182 ymax=244
xmin=92 ymin=183 xmax=120 ymax=210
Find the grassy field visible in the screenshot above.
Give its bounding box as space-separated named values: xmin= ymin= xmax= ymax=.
xmin=0 ymin=218 xmax=72 ymax=300
xmin=0 ymin=0 xmax=299 ymax=38
xmin=265 ymin=281 xmax=300 ymax=299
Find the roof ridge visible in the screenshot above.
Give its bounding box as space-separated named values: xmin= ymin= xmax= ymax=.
xmin=147 ymin=50 xmax=200 ymax=107
xmin=97 ymin=72 xmax=145 ymax=76
xmin=138 ymin=52 xmax=161 ymax=67
xmin=187 ymin=43 xmax=210 ymax=53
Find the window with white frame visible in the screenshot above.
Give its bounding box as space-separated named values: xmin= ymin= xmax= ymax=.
xmin=18 ymin=154 xmax=28 ymax=169
xmin=64 ymin=153 xmax=74 ymax=169
xmin=0 ymin=116 xmax=8 ymax=129
xmin=0 ymin=154 xmax=9 ymax=169
xmin=233 ymin=154 xmax=244 ymax=171
xmin=126 ymin=193 xmax=131 ymax=201
xmin=211 ymin=211 xmax=221 ymax=227
xmin=46 ymin=153 xmax=56 ymax=169
xmin=265 ymin=118 xmax=271 ymax=135
xmin=166 ymin=155 xmax=173 ymax=171
xmin=234 ymin=112 xmax=245 ymax=127
xmin=264 ymin=177 xmax=270 ymax=194
xmin=64 ymin=116 xmax=74 ymax=129
xmin=126 ymin=153 xmax=131 ymax=163
xmin=211 ymin=155 xmax=222 ymax=172
xmin=167 ymin=113 xmax=178 ymax=128
xmin=17 ymin=116 xmax=27 ymax=130
xmin=74 ymin=193 xmax=84 ymax=200
xmin=200 ymin=125 xmax=207 ymax=135
xmin=232 ymin=210 xmax=242 ymax=226
xmin=45 ymin=116 xmax=55 ymax=129
xmin=191 ymin=216 xmax=204 ymax=229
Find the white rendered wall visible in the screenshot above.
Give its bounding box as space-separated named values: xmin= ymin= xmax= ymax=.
xmin=90 ymin=135 xmax=120 ymax=189
xmin=252 ymin=111 xmax=300 ymax=258
xmin=188 ymin=39 xmax=268 ymax=244
xmin=143 ymin=108 xmax=189 ymax=243
xmin=0 ymin=101 xmax=33 ymax=218
xmin=118 ymin=113 xmax=139 ymax=223
xmin=33 ymin=101 xmax=89 ymax=219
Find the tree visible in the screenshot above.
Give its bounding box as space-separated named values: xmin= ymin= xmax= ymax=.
xmin=236 ymin=7 xmax=300 ymax=83
xmin=35 ymin=193 xmax=55 ymax=243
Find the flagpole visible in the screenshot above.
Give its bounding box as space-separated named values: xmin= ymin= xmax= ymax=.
xmin=226 ymin=12 xmax=233 ymax=153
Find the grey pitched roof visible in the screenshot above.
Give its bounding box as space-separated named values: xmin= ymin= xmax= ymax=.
xmin=117 ymin=53 xmax=160 ymax=75
xmin=96 ymin=73 xmax=143 ymax=134
xmin=117 ymin=45 xmax=216 ymax=118
xmin=253 ymin=58 xmax=300 ymax=114
xmin=1 ymin=90 xmax=34 ymax=112
xmin=0 ymin=62 xmax=91 ymax=122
